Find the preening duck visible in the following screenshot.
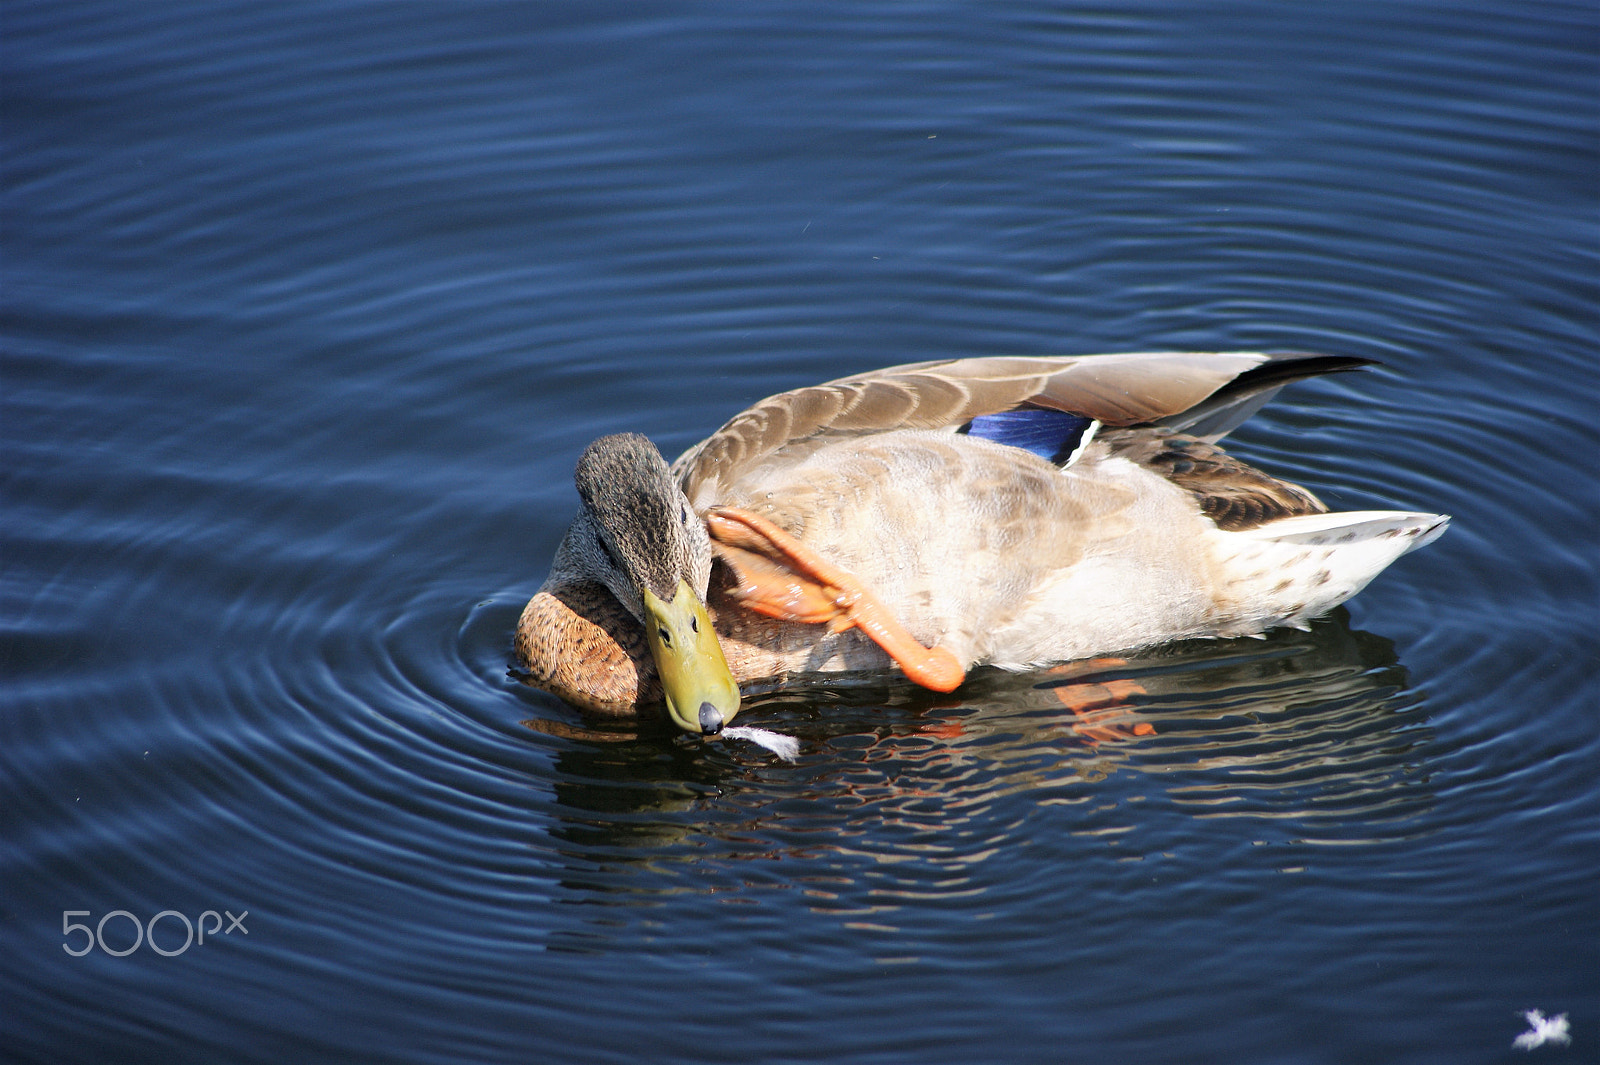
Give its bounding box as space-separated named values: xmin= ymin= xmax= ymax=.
xmin=516 ymin=352 xmax=1448 ymax=734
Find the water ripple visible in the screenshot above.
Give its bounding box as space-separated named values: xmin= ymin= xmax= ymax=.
xmin=6 ymin=2 xmax=1597 ymax=1062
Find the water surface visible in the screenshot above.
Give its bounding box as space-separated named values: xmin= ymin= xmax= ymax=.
xmin=4 ymin=2 xmax=1596 ymax=1063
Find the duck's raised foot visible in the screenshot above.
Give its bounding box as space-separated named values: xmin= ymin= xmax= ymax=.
xmin=705 ymin=506 xmax=966 ymax=693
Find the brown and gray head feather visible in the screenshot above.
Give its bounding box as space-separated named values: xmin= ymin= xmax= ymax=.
xmin=572 ymin=433 xmax=711 ymax=612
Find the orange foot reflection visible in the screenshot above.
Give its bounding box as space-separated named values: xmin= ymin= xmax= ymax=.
xmin=1045 ymin=658 xmax=1154 ymax=743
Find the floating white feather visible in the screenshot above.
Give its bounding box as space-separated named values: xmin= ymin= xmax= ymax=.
xmin=722 ymin=725 xmax=800 ymax=762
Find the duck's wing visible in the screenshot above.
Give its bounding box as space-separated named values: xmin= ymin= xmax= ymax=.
xmin=673 ymin=351 xmax=1369 ymax=502
xmin=1100 ymin=427 xmax=1330 ymax=531
xmin=1152 ymin=352 xmax=1373 ymax=440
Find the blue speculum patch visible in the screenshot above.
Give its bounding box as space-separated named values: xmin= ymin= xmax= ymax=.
xmin=959 ymin=408 xmax=1097 ymax=465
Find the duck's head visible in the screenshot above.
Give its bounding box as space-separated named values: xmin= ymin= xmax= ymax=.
xmin=569 ymin=433 xmax=740 ymax=735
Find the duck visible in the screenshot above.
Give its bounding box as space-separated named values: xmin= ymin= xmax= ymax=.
xmin=516 ymin=351 xmax=1448 ymax=735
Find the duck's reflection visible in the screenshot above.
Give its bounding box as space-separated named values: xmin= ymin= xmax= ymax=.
xmin=1003 ymin=614 xmax=1431 ymax=824
xmin=520 ymin=611 xmax=1432 ymax=932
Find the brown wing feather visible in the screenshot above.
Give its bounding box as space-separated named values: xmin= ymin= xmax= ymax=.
xmin=673 ymin=351 xmax=1277 ymax=498
xmin=1101 ymin=427 xmax=1328 ymax=531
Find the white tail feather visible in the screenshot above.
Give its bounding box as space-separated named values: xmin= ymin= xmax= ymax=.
xmin=1236 ymin=510 xmax=1450 ymax=553
xmin=1215 ymin=510 xmax=1450 ymax=630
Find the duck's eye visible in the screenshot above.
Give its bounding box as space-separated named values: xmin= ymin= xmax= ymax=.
xmin=690 ymin=614 xmax=699 ymax=634
xmin=658 ymin=626 xmax=672 ymax=647
xmin=680 ymin=505 xmax=689 ymax=525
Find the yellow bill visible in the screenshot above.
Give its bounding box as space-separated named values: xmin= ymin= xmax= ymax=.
xmin=641 ymin=579 xmax=741 ymax=734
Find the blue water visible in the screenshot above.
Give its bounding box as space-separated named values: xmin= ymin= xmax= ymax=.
xmin=4 ymin=2 xmax=1596 ymax=1062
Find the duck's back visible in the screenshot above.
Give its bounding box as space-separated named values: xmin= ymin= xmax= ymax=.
xmin=710 ymin=428 xmax=1215 ymax=668
xmin=708 ymin=424 xmax=1447 ymax=671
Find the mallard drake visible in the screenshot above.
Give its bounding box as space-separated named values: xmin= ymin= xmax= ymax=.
xmin=517 ymin=352 xmax=1448 ymax=734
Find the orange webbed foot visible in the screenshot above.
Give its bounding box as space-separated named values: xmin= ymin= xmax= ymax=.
xmin=706 ymin=506 xmax=965 ymax=693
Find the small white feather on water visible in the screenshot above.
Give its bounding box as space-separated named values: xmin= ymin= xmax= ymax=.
xmin=722 ymin=725 xmax=800 ymax=762
xmin=1513 ymin=1010 xmax=1571 ymax=1051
